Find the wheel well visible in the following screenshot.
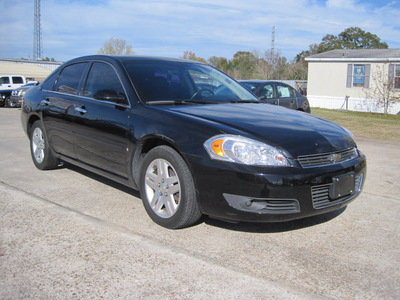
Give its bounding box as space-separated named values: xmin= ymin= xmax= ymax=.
xmin=131 ymin=137 xmax=181 ymax=187
xmin=27 ymin=115 xmax=41 ymax=134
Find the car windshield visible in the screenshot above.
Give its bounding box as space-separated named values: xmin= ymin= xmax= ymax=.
xmin=123 ymin=61 xmax=259 ymax=104
xmin=240 ymin=82 xmax=261 ymax=93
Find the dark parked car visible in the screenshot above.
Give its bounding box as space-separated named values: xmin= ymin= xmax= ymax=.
xmin=8 ymin=82 xmax=39 ymax=108
xmin=21 ymin=55 xmax=366 ymax=229
xmin=239 ymin=80 xmax=311 ymax=112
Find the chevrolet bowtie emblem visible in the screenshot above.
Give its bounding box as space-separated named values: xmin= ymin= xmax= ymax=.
xmin=328 ymin=153 xmax=341 ymax=163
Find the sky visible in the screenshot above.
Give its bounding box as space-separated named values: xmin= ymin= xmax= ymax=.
xmin=1 ymin=0 xmax=399 ymax=62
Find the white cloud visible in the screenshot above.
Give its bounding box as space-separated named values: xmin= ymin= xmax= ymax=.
xmin=0 ymin=0 xmax=399 ymax=62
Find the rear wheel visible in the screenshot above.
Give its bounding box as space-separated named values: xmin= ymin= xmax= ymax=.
xmin=30 ymin=121 xmax=59 ymax=170
xmin=140 ymin=146 xmax=202 ymax=229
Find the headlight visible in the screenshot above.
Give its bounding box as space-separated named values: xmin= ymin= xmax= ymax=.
xmin=204 ymin=135 xmax=290 ymax=166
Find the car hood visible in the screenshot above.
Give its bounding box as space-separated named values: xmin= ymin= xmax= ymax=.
xmin=167 ymin=103 xmax=355 ymax=158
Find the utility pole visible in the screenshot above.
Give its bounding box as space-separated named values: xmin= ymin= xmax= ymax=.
xmin=271 ymin=26 xmax=275 ymax=62
xmin=33 ymin=0 xmax=43 ymax=60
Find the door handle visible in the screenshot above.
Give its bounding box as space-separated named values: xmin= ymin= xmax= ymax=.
xmin=75 ymin=106 xmax=87 ymax=114
xmin=41 ymin=99 xmax=51 ymax=105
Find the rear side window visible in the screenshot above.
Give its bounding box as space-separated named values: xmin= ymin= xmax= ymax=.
xmin=276 ymin=84 xmax=295 ymax=98
xmin=12 ymin=76 xmax=24 ymax=84
xmin=83 ymin=62 xmax=127 ymax=104
xmin=0 ymin=76 xmax=10 ymax=84
xmin=55 ymin=63 xmax=87 ymax=95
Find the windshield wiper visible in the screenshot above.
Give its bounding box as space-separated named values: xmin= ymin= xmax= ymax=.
xmin=229 ymin=100 xmax=260 ymax=103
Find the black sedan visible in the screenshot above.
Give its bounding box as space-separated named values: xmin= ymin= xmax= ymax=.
xmin=21 ymin=55 xmax=366 ymax=229
xmin=239 ymin=80 xmax=311 ymax=112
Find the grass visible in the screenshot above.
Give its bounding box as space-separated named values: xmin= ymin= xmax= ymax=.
xmin=311 ymin=108 xmax=400 ymax=142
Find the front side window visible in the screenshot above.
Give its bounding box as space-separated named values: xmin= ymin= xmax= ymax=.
xmin=83 ymin=62 xmax=126 ymax=104
xmin=55 ymin=63 xmax=87 ymax=95
xmin=260 ymin=84 xmax=274 ymax=99
xmin=0 ymin=76 xmax=10 ymax=84
xmin=123 ymin=61 xmax=258 ymax=103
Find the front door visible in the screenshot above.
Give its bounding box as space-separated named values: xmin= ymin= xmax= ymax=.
xmin=73 ymin=62 xmax=130 ymax=178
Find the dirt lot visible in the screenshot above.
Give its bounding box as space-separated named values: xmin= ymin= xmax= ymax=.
xmin=1 ymin=108 xmax=399 ymax=299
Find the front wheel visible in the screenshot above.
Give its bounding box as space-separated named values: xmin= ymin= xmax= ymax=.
xmin=140 ymin=146 xmax=202 ymax=229
xmin=5 ymin=97 xmax=16 ymax=108
xmin=30 ymin=121 xmax=59 ymax=170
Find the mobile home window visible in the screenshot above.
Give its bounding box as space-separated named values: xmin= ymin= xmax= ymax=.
xmin=346 ymin=64 xmax=370 ymax=88
xmin=394 ymin=64 xmax=400 ymax=89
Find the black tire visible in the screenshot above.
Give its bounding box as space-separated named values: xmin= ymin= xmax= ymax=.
xmin=140 ymin=146 xmax=202 ymax=229
xmin=30 ymin=121 xmax=59 ymax=170
xmin=5 ymin=97 xmax=15 ymax=108
xmin=4 ymin=97 xmax=9 ymax=108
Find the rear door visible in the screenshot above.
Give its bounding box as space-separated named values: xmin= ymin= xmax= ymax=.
xmin=275 ymin=83 xmax=297 ymax=110
xmin=41 ymin=62 xmax=88 ymax=159
xmin=72 ymin=61 xmax=130 ymax=177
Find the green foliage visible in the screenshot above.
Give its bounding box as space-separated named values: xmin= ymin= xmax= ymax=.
xmin=296 ymin=27 xmax=388 ymax=62
xmin=208 ymin=56 xmax=229 ymax=72
xmin=181 ymin=27 xmax=387 ymax=82
xmin=181 ymin=51 xmax=206 ymax=63
xmin=98 ymin=38 xmax=134 ymax=55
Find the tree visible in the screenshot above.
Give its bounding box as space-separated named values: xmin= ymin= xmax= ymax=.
xmin=339 ymin=27 xmax=388 ymax=49
xmin=230 ymin=51 xmax=258 ymax=79
xmin=208 ymin=56 xmax=229 ymax=72
xmin=364 ymin=63 xmax=400 ymax=114
xmin=181 ymin=51 xmax=206 ymax=63
xmin=98 ymin=38 xmax=134 ymax=55
xmin=297 ymin=27 xmax=388 ymax=63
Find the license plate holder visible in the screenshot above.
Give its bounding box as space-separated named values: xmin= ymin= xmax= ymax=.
xmin=329 ymin=172 xmax=355 ymax=200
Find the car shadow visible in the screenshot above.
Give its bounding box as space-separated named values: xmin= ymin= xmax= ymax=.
xmin=59 ymin=163 xmax=346 ymax=233
xmin=63 ymin=163 xmax=141 ymax=198
xmin=204 ymin=207 xmax=346 ymax=233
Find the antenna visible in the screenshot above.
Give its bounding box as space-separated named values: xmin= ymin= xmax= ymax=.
xmin=33 ymin=0 xmax=43 ymax=60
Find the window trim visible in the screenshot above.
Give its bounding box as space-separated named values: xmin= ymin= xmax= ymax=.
xmin=81 ymin=61 xmax=131 ymax=107
xmin=389 ymin=64 xmax=400 ymax=89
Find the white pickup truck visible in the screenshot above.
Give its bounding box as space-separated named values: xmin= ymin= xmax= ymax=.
xmin=0 ymin=75 xmax=27 ymax=107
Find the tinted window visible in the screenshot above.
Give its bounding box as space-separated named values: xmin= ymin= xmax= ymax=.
xmin=276 ymin=84 xmax=294 ymax=98
xmin=83 ymin=62 xmax=126 ymax=103
xmin=55 ymin=63 xmax=87 ymax=95
xmin=42 ymin=71 xmax=60 ymax=91
xmin=124 ymin=61 xmax=257 ymax=103
xmin=12 ymin=76 xmax=24 ymax=84
xmin=241 ymin=82 xmax=258 ymax=93
xmin=0 ymin=76 xmax=10 ymax=84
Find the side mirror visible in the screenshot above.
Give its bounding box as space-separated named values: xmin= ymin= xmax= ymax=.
xmin=93 ymin=89 xmax=126 ymax=103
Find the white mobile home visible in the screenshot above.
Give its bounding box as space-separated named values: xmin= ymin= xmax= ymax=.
xmin=306 ymin=49 xmax=400 ymax=114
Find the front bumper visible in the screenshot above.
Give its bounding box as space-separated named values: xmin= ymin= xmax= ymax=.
xmin=189 ymin=151 xmax=366 ymax=223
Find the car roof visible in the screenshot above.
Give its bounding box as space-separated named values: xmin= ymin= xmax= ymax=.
xmin=239 ymin=80 xmax=282 ymax=84
xmin=63 ymin=55 xmax=206 ymax=65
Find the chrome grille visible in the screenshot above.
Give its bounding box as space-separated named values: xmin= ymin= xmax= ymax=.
xmin=298 ymin=148 xmax=358 ymax=168
xmin=311 ymin=173 xmax=363 ymax=209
